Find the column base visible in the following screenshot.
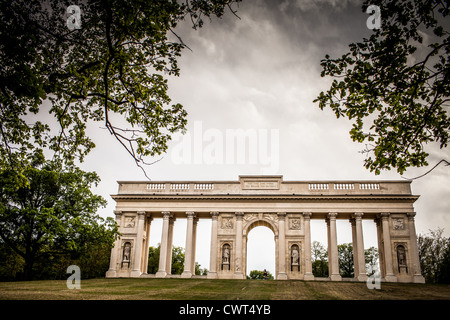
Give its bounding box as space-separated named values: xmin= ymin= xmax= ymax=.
xmin=356 ymin=274 xmax=368 ymax=282
xmin=384 ymin=274 xmax=398 ymax=283
xmin=130 ymin=270 xmax=142 ymax=278
xmin=155 ymin=271 xmax=167 ymax=278
xmin=277 ymin=272 xmax=288 ymax=280
xmin=181 ymin=271 xmax=193 ymax=278
xmin=330 ymin=274 xmax=342 ymax=281
xmin=233 ymin=272 xmax=245 ymax=279
xmin=413 ymin=275 xmax=425 ymax=283
xmin=105 ymin=270 xmax=117 ymax=278
xmin=207 ymin=272 xmax=218 ymax=279
xmin=303 ymin=273 xmax=315 ymax=281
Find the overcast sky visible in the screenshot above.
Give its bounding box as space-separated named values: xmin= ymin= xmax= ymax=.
xmin=78 ymin=0 xmax=450 ymax=275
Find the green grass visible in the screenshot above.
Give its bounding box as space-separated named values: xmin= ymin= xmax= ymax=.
xmin=0 ymin=278 xmax=450 ymax=300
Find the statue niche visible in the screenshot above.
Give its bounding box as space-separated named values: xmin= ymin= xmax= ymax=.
xmin=221 ymin=244 xmax=231 ymax=271
xmin=121 ymin=242 xmax=132 ymax=269
xmin=397 ymin=245 xmax=408 ymax=273
xmin=290 ymin=244 xmax=300 ymax=272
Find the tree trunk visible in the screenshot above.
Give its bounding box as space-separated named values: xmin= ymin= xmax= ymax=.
xmin=23 ymin=254 xmax=34 ymax=281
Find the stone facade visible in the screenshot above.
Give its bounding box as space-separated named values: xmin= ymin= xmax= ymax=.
xmin=105 ymin=175 xmax=425 ymax=283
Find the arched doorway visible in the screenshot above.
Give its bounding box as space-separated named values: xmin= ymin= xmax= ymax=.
xmin=243 ymin=218 xmax=278 ymax=279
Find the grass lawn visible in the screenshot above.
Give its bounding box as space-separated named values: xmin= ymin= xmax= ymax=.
xmin=0 ymin=278 xmax=450 ymax=300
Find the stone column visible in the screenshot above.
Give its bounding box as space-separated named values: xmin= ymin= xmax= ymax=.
xmin=191 ymin=216 xmax=199 ymax=274
xmin=350 ymin=217 xmax=359 ymax=276
xmin=327 ymin=212 xmax=341 ymax=281
xmin=106 ymin=210 xmax=122 ymax=278
xmin=156 ymin=211 xmax=172 ymax=278
xmin=208 ymin=212 xmax=219 ymax=279
xmin=354 ymin=212 xmax=367 ymax=281
xmin=375 ymin=217 xmax=386 ymax=278
xmin=303 ymin=212 xmax=314 ymax=280
xmin=407 ymin=212 xmax=425 ymax=283
xmin=233 ymin=212 xmax=244 ymax=279
xmin=130 ymin=211 xmax=146 ymax=277
xmin=277 ymin=212 xmax=288 ymax=280
xmin=182 ymin=212 xmax=196 ymax=278
xmin=142 ymin=215 xmax=152 ymax=274
xmin=166 ymin=216 xmax=176 ymax=275
xmin=380 ymin=213 xmax=397 ymax=282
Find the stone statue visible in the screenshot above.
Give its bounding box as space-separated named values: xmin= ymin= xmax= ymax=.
xmin=397 ymin=245 xmax=407 ymax=267
xmin=223 ymin=246 xmax=230 ymax=264
xmin=123 ymin=242 xmax=131 ymax=261
xmin=291 ymin=248 xmax=299 ymax=265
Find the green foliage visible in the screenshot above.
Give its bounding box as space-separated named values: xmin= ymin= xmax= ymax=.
xmin=247 ymin=269 xmax=274 ymax=280
xmin=147 ymin=244 xmax=207 ymax=275
xmin=311 ymin=240 xmax=328 ymax=277
xmin=418 ymin=228 xmax=450 ymax=284
xmin=311 ymin=241 xmax=379 ymax=278
xmin=0 ymin=0 xmax=241 ymax=175
xmin=314 ymin=0 xmax=450 ymax=175
xmin=338 ymin=243 xmax=354 ymax=278
xmin=195 ymin=262 xmax=208 ymax=276
xmin=0 ymin=157 xmax=118 ymax=280
xmin=365 ymin=246 xmax=379 ymax=276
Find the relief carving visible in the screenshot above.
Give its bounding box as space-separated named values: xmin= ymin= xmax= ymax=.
xmin=263 ymin=213 xmax=277 ymax=223
xmin=393 ymin=218 xmax=405 ymax=230
xmin=289 ymin=218 xmax=302 ymax=230
xmin=221 ymin=217 xmax=234 ymax=229
xmin=124 ymin=216 xmax=135 ymax=228
xmin=243 ymin=214 xmax=257 ymax=223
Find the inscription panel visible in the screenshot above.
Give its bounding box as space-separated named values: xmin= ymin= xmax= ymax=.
xmin=242 ymin=181 xmax=279 ymax=190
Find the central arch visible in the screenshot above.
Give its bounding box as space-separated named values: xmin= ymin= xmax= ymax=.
xmin=243 ymin=218 xmax=279 ymax=279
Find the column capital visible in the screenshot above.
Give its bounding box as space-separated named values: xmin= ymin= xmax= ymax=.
xmin=137 ymin=211 xmax=147 ymax=219
xmin=380 ymin=212 xmax=390 ymax=220
xmin=113 ymin=210 xmax=123 ymax=216
xmin=210 ymin=212 xmax=219 ymax=220
xmin=277 ymin=212 xmax=287 ymax=220
xmin=353 ymin=212 xmax=364 ymax=219
xmin=302 ymin=212 xmax=312 ymax=220
xmin=235 ymin=212 xmax=244 ymax=220
xmin=186 ymin=211 xmax=196 ymax=218
xmin=407 ymin=212 xmax=416 ymax=220
xmin=161 ymin=211 xmax=172 ymax=219
xmin=328 ymin=212 xmax=338 ymax=219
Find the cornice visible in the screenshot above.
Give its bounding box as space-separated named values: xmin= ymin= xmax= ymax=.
xmin=111 ymin=193 xmax=419 ymax=202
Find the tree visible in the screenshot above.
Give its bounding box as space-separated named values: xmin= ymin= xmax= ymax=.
xmin=195 ymin=262 xmax=208 ymax=276
xmin=247 ymin=269 xmax=274 ymax=280
xmin=418 ymin=228 xmax=450 ymax=283
xmin=365 ymin=246 xmax=379 ymax=276
xmin=314 ymin=0 xmax=450 ymax=176
xmin=147 ymin=244 xmax=186 ymax=275
xmin=0 ymin=0 xmax=241 ymax=177
xmin=438 ymin=243 xmax=450 ymax=284
xmin=311 ymin=240 xmax=328 ymax=277
xmin=0 ymin=155 xmax=118 ymax=280
xmin=338 ymin=243 xmax=354 ymax=278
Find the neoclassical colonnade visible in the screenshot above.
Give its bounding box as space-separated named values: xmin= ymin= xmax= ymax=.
xmin=106 ymin=175 xmax=425 ymax=283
